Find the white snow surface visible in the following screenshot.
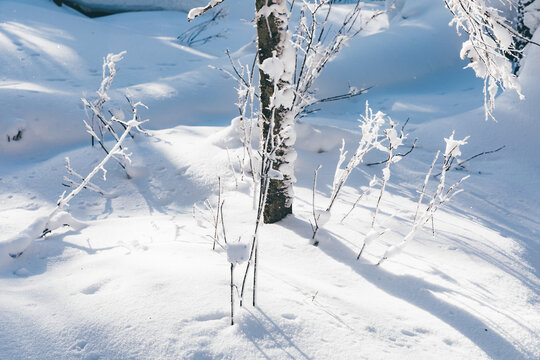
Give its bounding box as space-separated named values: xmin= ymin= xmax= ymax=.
xmin=1 ymin=1 xmax=539 ymax=359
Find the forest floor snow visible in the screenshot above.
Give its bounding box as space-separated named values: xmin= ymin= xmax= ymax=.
xmin=1 ymin=0 xmax=539 ymax=359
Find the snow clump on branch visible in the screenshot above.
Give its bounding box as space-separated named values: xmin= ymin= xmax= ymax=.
xmin=446 ymin=0 xmax=525 ymax=120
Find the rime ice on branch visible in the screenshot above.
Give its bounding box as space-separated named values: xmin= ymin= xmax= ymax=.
xmin=445 ymin=0 xmax=529 ymax=119
xmin=377 ymin=132 xmax=470 ymax=266
xmin=1 ymin=52 xmax=148 ymax=261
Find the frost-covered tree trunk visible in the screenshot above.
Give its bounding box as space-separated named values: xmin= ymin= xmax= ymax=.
xmin=256 ymin=0 xmax=296 ymax=223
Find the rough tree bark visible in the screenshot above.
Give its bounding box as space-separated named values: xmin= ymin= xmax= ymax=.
xmin=256 ymin=0 xmax=296 ymax=224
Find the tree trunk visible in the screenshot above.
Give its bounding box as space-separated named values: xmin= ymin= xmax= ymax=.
xmin=256 ymin=0 xmax=295 ymax=223
xmin=512 ymin=0 xmax=534 ymax=74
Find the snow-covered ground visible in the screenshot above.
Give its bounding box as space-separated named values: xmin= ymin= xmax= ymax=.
xmin=0 ymin=0 xmax=539 ymax=359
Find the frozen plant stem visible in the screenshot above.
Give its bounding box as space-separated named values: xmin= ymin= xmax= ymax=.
xmin=220 ymin=200 xmax=227 ymax=245
xmin=230 ymin=262 xmax=234 ymax=325
xmin=239 ymin=126 xmax=278 ymax=307
xmin=213 ymin=177 xmax=222 ymax=250
xmin=59 ymin=116 xmax=147 ymax=214
xmin=310 ymin=165 xmax=322 ymax=245
xmin=253 ymin=241 xmax=258 ymax=307
xmin=226 ymin=148 xmax=238 ymax=189
xmin=377 ymin=133 xmax=469 ymax=266
xmin=10 ymin=106 xmax=147 ymax=258
xmin=312 ymin=103 xmax=395 ymax=247
xmin=340 ymin=182 xmax=373 ymax=223
xmin=358 ymin=121 xmax=404 ymax=259
xmin=63 ymin=157 xmax=107 ymax=196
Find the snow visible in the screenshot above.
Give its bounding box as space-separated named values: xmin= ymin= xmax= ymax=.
xmin=259 ymin=53 xmax=285 ymax=84
xmin=226 ymin=242 xmax=249 ymax=264
xmin=0 ymin=216 xmax=48 ymax=260
xmin=444 ymin=131 xmax=469 ymax=159
xmin=315 ymin=209 xmax=331 ymax=227
xmin=0 ymin=1 xmax=539 ymax=359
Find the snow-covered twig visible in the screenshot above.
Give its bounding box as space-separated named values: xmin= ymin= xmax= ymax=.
xmin=309 ymin=165 xmax=326 ymax=241
xmin=3 ymin=106 xmax=148 ymax=259
xmin=239 ymin=115 xmax=285 ymax=307
xmin=444 ymin=0 xmax=535 ymax=120
xmin=377 ymin=132 xmax=470 ymax=266
xmin=291 ymin=1 xmax=385 ymax=118
xmin=62 ymin=157 xmax=107 ymax=196
xmin=433 ymin=144 xmax=506 ymax=176
xmin=366 ymin=138 xmax=417 ymax=166
xmin=340 ymin=175 xmax=376 ymax=223
xmin=82 ymin=51 xmax=147 ymax=177
xmin=179 ymin=8 xmax=227 ymax=46
xmin=311 ymin=102 xmax=388 ymax=246
xmin=226 ymin=148 xmax=239 ymax=189
xmin=214 ymin=51 xmax=259 ymax=201
xmin=193 ymin=177 xmax=225 ymax=250
xmin=188 ymin=0 xmax=227 ymax=22
xmin=357 ymin=120 xmax=405 ymax=258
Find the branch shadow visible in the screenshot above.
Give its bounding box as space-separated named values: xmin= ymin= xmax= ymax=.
xmin=282 ymin=215 xmax=534 ymax=360
xmin=238 ymin=307 xmax=312 ymax=360
xmin=0 ymin=228 xmax=123 ymax=279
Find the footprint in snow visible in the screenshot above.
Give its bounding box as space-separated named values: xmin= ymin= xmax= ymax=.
xmin=414 ymin=327 xmax=429 ymax=334
xmin=401 ymin=330 xmax=416 ymax=337
xmin=80 ymin=283 xmax=101 ymax=295
xmin=70 ymin=340 xmax=87 ymax=351
xmin=281 ymin=313 xmax=296 ymax=320
xmin=194 ymin=312 xmax=227 ymax=322
xmin=365 ymin=326 xmax=376 ymax=333
xmin=80 ymin=279 xmax=110 ymax=295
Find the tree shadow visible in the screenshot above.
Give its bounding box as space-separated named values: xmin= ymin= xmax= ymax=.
xmin=282 ymin=215 xmax=535 ymax=359
xmin=447 ymin=191 xmax=540 ymax=293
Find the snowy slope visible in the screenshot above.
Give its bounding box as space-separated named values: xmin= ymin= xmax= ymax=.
xmin=0 ymin=0 xmax=253 ymax=161
xmin=0 ymin=1 xmax=539 ymax=359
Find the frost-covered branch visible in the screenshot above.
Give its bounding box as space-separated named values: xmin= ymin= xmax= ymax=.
xmin=239 ymin=114 xmax=286 ymax=306
xmin=85 ymin=51 xmax=125 ymax=146
xmin=62 ymin=156 xmax=107 ymax=196
xmin=2 ymin=108 xmax=148 ymax=260
xmin=179 ymin=8 xmax=227 ymax=46
xmin=356 ymin=120 xmax=405 ymax=258
xmin=340 ymin=175 xmax=376 ymax=223
xmin=291 ymin=1 xmax=385 ymax=118
xmin=1 ymin=52 xmax=149 ymax=260
xmin=193 ymin=177 xmax=225 ymax=250
xmin=310 ymin=102 xmax=390 ymax=246
xmin=188 ymin=0 xmax=227 ymax=21
xmin=82 ymin=51 xmax=147 ymax=177
xmin=377 ymin=132 xmax=470 ymax=266
xmin=444 ymin=0 xmax=533 ymax=119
